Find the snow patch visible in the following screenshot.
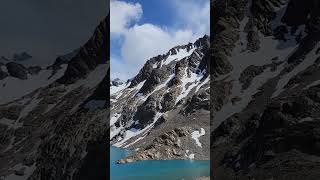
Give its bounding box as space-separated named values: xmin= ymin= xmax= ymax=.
xmin=163 ymin=47 xmax=196 ymax=66
xmin=0 ymin=65 xmax=67 ymax=104
xmin=139 ymin=74 xmax=174 ymax=102
xmin=300 ymin=117 xmax=313 ymax=122
xmin=111 ymin=82 xmax=130 ymax=95
xmin=272 ymin=44 xmax=319 ymax=98
xmin=305 ymin=80 xmax=320 ymax=89
xmin=113 ymin=112 xmax=163 ymax=147
xmin=191 ymin=128 xmax=205 ymax=147
xmin=175 ymin=68 xmax=204 ymax=104
xmin=185 ymin=150 xmax=195 ymax=160
xmin=110 ymin=113 xmax=121 ymax=126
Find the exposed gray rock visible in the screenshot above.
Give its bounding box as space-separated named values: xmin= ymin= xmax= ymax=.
xmin=133 ymin=94 xmax=158 ymax=129
xmin=28 ymin=66 xmax=42 ymax=75
xmin=110 ymin=34 xmax=210 ymax=163
xmin=0 ymin=105 xmax=22 ymax=120
xmin=111 ymin=78 xmax=124 ymax=86
xmin=57 ymin=17 xmax=107 ymax=84
xmin=0 ymin=17 xmax=109 ymax=180
xmin=211 ymin=0 xmax=320 ymax=179
xmin=6 ymin=62 xmax=28 ymax=80
xmin=239 ymin=65 xmax=265 ymax=90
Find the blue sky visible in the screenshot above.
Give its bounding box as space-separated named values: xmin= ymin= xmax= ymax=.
xmin=110 ymin=0 xmax=209 ymax=80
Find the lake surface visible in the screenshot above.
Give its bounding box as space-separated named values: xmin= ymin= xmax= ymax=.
xmin=110 ymin=146 xmax=210 ymax=180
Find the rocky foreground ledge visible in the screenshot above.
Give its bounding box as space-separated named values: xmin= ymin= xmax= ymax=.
xmin=116 ymin=127 xmax=210 ymax=164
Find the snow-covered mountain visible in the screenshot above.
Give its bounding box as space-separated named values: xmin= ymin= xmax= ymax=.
xmin=0 ymin=50 xmax=80 ymax=104
xmin=211 ymin=0 xmax=320 ymax=179
xmin=0 ymin=16 xmax=108 ymax=180
xmin=110 ymin=35 xmax=210 ymax=163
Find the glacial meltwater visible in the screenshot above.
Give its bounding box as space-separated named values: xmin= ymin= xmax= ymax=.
xmin=110 ymin=146 xmax=210 ymax=180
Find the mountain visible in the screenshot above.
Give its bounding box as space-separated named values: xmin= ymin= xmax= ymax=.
xmin=111 ymin=78 xmax=124 ymax=86
xmin=0 ymin=16 xmax=108 ymax=180
xmin=0 ymin=52 xmax=70 ymax=104
xmin=110 ymin=35 xmax=210 ymax=163
xmin=211 ymin=0 xmax=320 ymax=179
xmin=0 ymin=35 xmax=84 ymax=104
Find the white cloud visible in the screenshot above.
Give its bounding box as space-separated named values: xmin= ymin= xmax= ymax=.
xmin=110 ymin=0 xmax=142 ymax=35
xmin=121 ymin=24 xmax=197 ymax=67
xmin=170 ymin=0 xmax=210 ymax=36
xmin=110 ymin=0 xmax=209 ymax=80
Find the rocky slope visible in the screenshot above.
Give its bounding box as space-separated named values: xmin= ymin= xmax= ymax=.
xmin=110 ymin=35 xmax=210 ymax=163
xmin=0 ymin=16 xmax=108 ymax=180
xmin=210 ymin=0 xmax=320 ymax=179
xmin=0 ymin=51 xmax=75 ymax=104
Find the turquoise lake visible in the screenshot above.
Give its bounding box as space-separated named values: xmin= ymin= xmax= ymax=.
xmin=110 ymin=146 xmax=210 ymax=180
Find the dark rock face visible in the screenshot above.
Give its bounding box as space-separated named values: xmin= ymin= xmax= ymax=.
xmin=211 ymin=0 xmax=320 ymax=179
xmin=139 ymin=68 xmax=170 ymax=94
xmin=239 ymin=65 xmax=264 ymax=90
xmin=161 ymin=90 xmax=179 ymax=112
xmin=111 ymin=78 xmax=123 ymax=86
xmin=210 ymin=0 xmax=248 ymax=76
xmin=0 ymin=16 xmax=109 ymax=180
xmin=28 ymin=66 xmax=42 ymax=75
xmin=282 ymin=0 xmax=312 ymax=26
xmin=184 ymin=88 xmax=210 ymax=114
xmin=282 ymin=0 xmax=320 ymax=36
xmin=251 ymin=0 xmax=284 ymax=35
xmin=210 ymin=80 xmax=232 ymax=127
xmin=0 ymin=105 xmax=22 ymax=120
xmin=133 ymin=94 xmax=158 ymax=129
xmin=6 ymin=62 xmax=28 ymax=80
xmin=57 ymin=17 xmax=108 ymax=84
xmin=231 ymin=86 xmax=320 ymax=172
xmin=308 ymin=1 xmax=320 ymax=34
xmin=195 ymin=35 xmax=210 ymax=49
xmin=47 ymin=50 xmax=78 ymax=78
xmin=129 ymin=55 xmax=164 ymax=88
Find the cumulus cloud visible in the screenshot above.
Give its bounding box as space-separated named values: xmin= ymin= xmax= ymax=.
xmin=110 ymin=0 xmax=142 ymax=35
xmin=121 ymin=24 xmax=197 ymax=67
xmin=170 ymin=0 xmax=210 ymax=36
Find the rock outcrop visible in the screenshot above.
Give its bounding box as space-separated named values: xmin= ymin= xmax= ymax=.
xmin=211 ymin=0 xmax=320 ymax=179
xmin=0 ymin=16 xmax=109 ymax=180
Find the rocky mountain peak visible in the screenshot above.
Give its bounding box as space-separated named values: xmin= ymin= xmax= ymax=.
xmin=0 ymin=16 xmax=109 ymax=180
xmin=110 ymin=34 xmax=210 ymax=163
xmin=111 ymin=78 xmax=124 ymax=86
xmin=57 ymin=16 xmax=108 ymax=84
xmin=128 ymin=36 xmax=210 ymax=89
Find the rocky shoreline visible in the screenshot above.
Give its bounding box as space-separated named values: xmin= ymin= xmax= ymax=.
xmin=115 ymin=126 xmax=210 ymax=164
